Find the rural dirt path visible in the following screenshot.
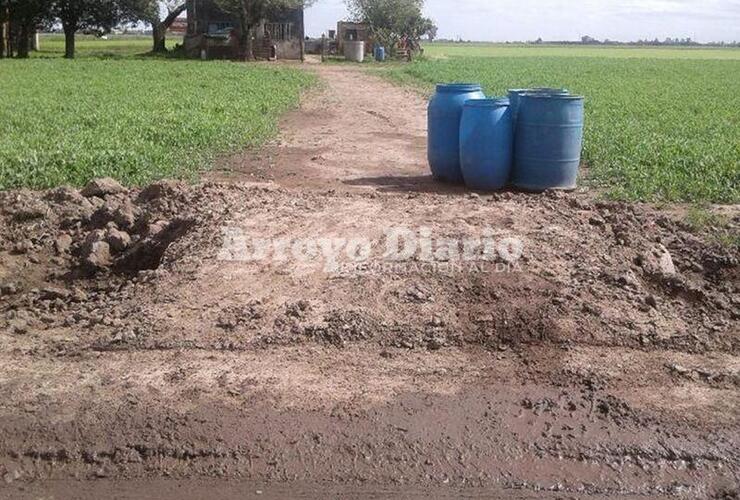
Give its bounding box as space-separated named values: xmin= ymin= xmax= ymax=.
xmin=210 ymin=62 xmax=456 ymax=194
xmin=0 ymin=63 xmax=738 ymax=499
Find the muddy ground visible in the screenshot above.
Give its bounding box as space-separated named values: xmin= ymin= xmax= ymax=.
xmin=0 ymin=63 xmax=738 ymax=499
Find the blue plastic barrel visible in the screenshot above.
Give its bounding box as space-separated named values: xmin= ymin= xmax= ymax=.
xmin=508 ymin=88 xmax=569 ymax=128
xmin=459 ymin=98 xmax=513 ymax=191
xmin=512 ymin=94 xmax=585 ymax=191
xmin=375 ymin=46 xmax=386 ymax=62
xmin=428 ymin=83 xmax=486 ymax=183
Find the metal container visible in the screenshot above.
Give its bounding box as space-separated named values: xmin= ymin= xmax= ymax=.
xmin=459 ymin=98 xmax=513 ymax=191
xmin=428 ymin=83 xmax=486 ymax=183
xmin=344 ymin=41 xmax=365 ymax=62
xmin=512 ymin=94 xmax=585 ymax=191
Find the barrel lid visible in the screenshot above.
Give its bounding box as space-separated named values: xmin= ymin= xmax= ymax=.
xmin=436 ymin=83 xmax=483 ymax=93
xmin=520 ymin=93 xmax=584 ymax=100
xmin=509 ymin=88 xmax=569 ymax=95
xmin=529 ymin=87 xmax=569 ymax=94
xmin=464 ymin=98 xmax=510 ymax=107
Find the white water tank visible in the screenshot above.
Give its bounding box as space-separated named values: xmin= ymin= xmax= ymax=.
xmin=344 ymin=41 xmax=365 ymax=62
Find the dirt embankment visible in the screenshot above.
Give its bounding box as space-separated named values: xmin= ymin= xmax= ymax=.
xmin=0 ymin=63 xmax=738 ymax=499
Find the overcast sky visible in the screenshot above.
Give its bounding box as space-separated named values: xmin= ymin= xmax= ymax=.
xmin=305 ymin=0 xmax=740 ymax=43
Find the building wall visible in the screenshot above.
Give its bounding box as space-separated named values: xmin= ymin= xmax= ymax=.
xmin=336 ymin=22 xmax=373 ymax=55
xmin=185 ymin=0 xmax=304 ymax=60
xmin=274 ymin=39 xmax=303 ymax=60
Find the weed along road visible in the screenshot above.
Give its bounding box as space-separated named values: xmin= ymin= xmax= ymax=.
xmin=1 ymin=57 xmax=738 ymax=499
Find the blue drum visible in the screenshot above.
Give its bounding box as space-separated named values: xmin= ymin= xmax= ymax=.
xmin=428 ymin=83 xmax=486 ymax=183
xmin=459 ymin=98 xmax=513 ymax=191
xmin=512 ymin=94 xmax=585 ymax=191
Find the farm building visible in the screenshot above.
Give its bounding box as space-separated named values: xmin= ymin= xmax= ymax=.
xmin=168 ymin=17 xmax=188 ymax=36
xmin=184 ymin=0 xmax=305 ymax=60
xmin=336 ymin=21 xmax=374 ymax=55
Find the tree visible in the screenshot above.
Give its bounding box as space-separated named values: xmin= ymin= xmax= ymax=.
xmin=52 ymin=0 xmax=120 ymax=59
xmin=1 ymin=0 xmax=52 ymax=58
xmin=0 ymin=1 xmax=9 ymax=58
xmin=581 ymin=35 xmax=599 ymax=45
xmin=214 ymin=0 xmax=314 ymax=60
xmin=122 ymin=0 xmax=186 ymax=53
xmin=345 ymin=0 xmax=436 ymax=56
xmin=426 ymin=23 xmax=437 ymax=42
xmin=406 ymin=12 xmax=434 ymax=50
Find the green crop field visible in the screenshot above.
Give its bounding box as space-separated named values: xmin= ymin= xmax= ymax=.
xmin=424 ymin=42 xmax=740 ymax=60
xmin=391 ymin=43 xmax=740 ymax=203
xmin=33 ymin=34 xmax=174 ymax=58
xmin=0 ymin=36 xmax=315 ymax=190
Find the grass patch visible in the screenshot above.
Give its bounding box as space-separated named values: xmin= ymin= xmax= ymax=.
xmin=423 ymin=42 xmax=740 ymax=60
xmin=34 ymin=34 xmax=177 ymax=58
xmin=387 ymin=45 xmax=740 ymax=204
xmin=1 ymin=39 xmax=315 ymax=189
xmin=685 ymin=206 xmax=728 ymax=231
xmin=684 ymin=206 xmax=739 ymax=248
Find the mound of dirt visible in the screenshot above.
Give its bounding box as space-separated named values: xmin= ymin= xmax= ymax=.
xmin=1 ymin=180 xmax=737 ymax=356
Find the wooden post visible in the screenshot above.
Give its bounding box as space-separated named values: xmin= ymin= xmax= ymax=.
xmin=320 ymin=34 xmax=325 ymax=62
xmin=31 ymin=31 xmax=40 ymax=51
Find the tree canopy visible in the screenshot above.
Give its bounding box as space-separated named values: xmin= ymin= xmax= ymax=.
xmin=1 ymin=0 xmax=53 ymax=57
xmin=345 ymin=0 xmax=436 ymax=55
xmin=2 ymin=0 xmax=187 ymax=58
xmin=121 ymin=0 xmax=186 ymax=52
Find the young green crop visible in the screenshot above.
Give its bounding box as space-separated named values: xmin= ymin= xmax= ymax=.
xmin=32 ymin=34 xmax=169 ymax=58
xmin=389 ymin=45 xmax=740 ymax=203
xmin=424 ymin=42 xmax=740 ymax=61
xmin=0 ymin=55 xmax=314 ymax=189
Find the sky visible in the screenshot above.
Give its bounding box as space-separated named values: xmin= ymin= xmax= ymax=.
xmin=304 ymin=0 xmax=740 ymax=43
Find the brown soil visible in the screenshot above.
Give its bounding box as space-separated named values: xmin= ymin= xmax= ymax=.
xmin=1 ymin=63 xmax=738 ymax=500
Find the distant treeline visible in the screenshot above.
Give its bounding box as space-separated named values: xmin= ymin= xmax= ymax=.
xmin=431 ymin=37 xmax=740 ymax=48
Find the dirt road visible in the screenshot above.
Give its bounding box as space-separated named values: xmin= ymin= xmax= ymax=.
xmin=211 ymin=62 xmax=442 ymax=193
xmin=0 ymin=63 xmax=738 ymax=499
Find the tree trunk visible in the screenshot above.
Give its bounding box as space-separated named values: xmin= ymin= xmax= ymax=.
xmin=234 ymin=6 xmax=252 ymax=61
xmin=64 ymin=26 xmax=75 ymax=59
xmin=7 ymin=22 xmax=14 ymax=58
xmin=0 ymin=23 xmax=5 ymax=59
xmin=151 ymin=3 xmax=186 ymax=54
xmin=236 ymin=25 xmax=250 ymax=61
xmin=16 ymin=23 xmax=30 ymax=58
xmin=152 ymin=25 xmax=166 ymax=52
xmin=0 ymin=8 xmax=7 ymax=58
xmin=246 ymin=26 xmax=254 ymax=60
